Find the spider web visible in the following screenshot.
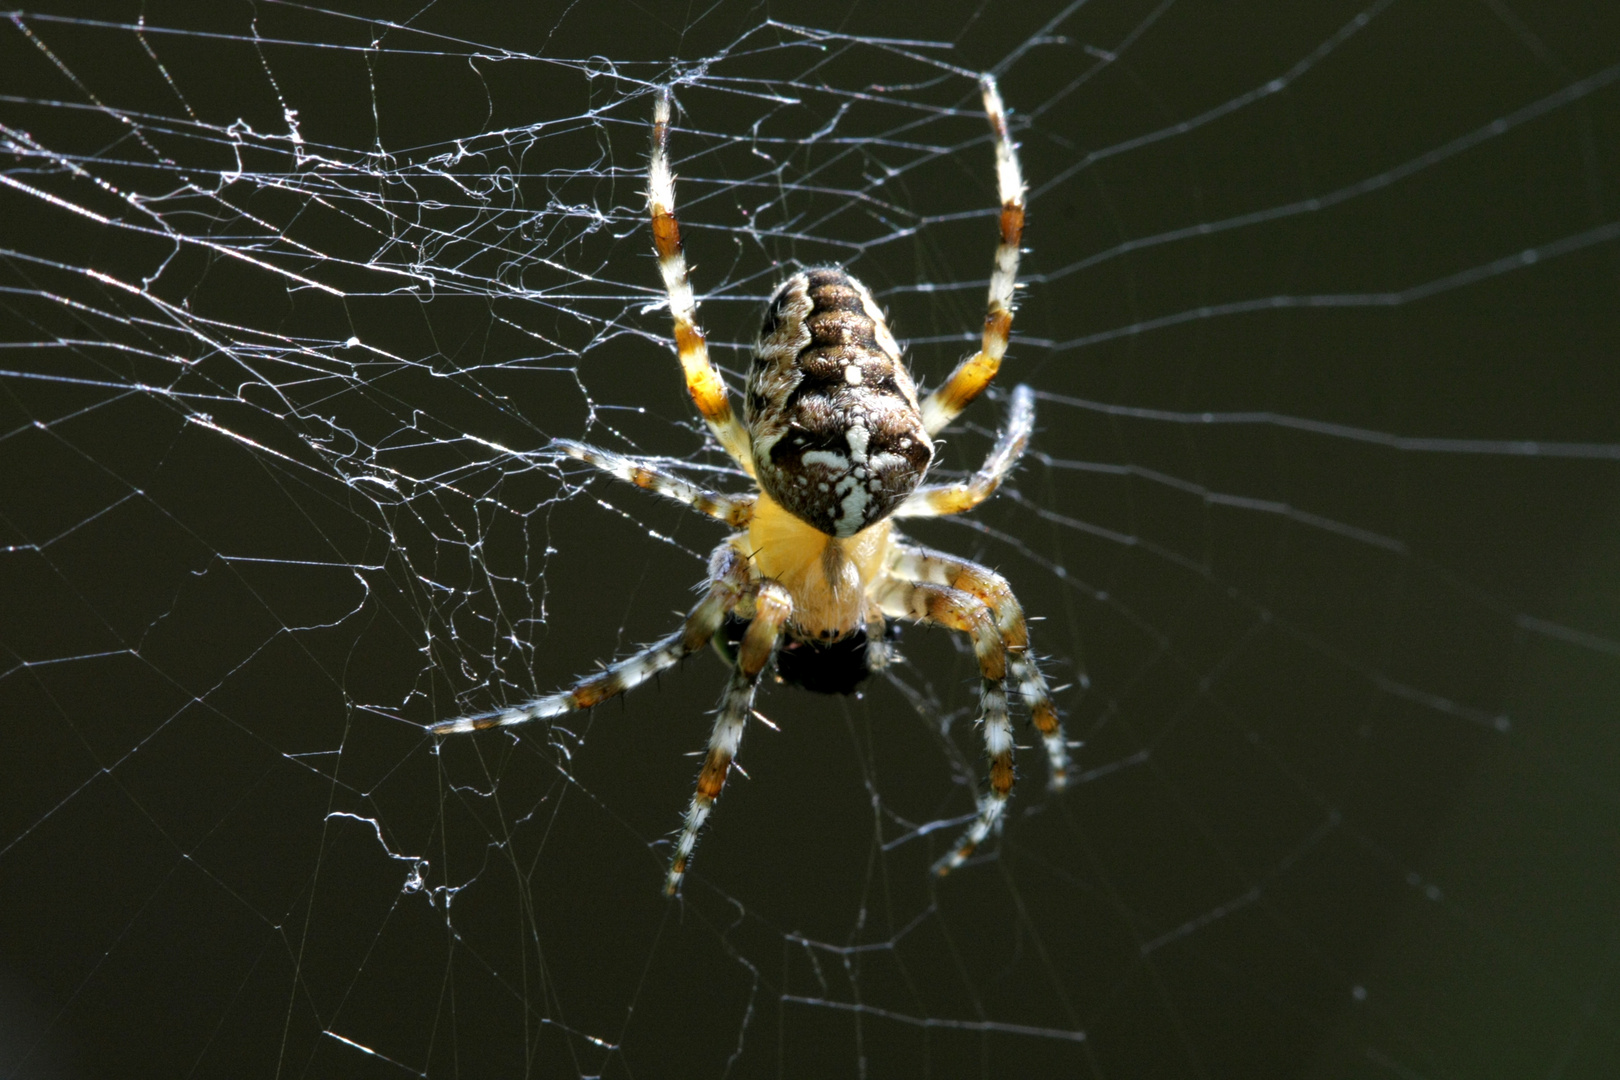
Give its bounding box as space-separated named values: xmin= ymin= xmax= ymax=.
xmin=4 ymin=0 xmax=1620 ymax=1076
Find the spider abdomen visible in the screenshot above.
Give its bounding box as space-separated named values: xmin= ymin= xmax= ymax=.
xmin=747 ymin=268 xmax=933 ymax=538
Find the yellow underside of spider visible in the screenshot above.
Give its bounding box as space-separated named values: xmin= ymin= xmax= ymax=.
xmin=739 ymin=490 xmax=892 ymax=640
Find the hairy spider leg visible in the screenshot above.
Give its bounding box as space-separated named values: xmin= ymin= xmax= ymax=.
xmin=888 ymin=543 xmax=1070 ymax=791
xmin=921 ymin=74 xmax=1027 ymax=437
xmin=666 ymin=580 xmax=793 ymax=895
xmin=429 ymin=543 xmax=750 ymax=735
xmin=864 ymin=608 xmax=893 ymax=674
xmin=649 ymin=90 xmax=755 ymax=474
xmin=874 ymin=577 xmax=1015 ymax=875
xmin=555 ymin=440 xmax=756 ymax=527
xmin=898 ymin=383 xmax=1035 ymax=519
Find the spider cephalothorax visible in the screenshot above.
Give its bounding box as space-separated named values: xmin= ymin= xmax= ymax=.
xmin=433 ymin=77 xmax=1071 ymax=897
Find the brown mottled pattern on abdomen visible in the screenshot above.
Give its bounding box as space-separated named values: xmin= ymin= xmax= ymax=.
xmin=746 ymin=268 xmax=933 ymax=538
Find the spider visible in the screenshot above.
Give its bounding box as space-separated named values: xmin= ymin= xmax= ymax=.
xmin=432 ymin=76 xmax=1071 ymax=896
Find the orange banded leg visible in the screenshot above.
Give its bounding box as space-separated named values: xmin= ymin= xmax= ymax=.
xmin=555 ymin=440 xmax=756 ymax=527
xmin=429 ymin=543 xmax=750 ymax=735
xmin=874 ymin=577 xmax=1014 ymax=875
xmin=921 ymin=74 xmax=1027 ymax=437
xmin=889 ymin=541 xmax=1070 ymax=790
xmin=649 ymin=90 xmax=755 ymax=474
xmin=665 ymin=579 xmax=792 ymax=895
xmin=898 ymin=383 xmax=1034 ymax=519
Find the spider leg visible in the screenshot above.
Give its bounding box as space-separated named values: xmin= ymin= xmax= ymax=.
xmin=556 ymin=440 xmax=756 ymax=527
xmin=874 ymin=576 xmax=1015 ymax=875
xmin=665 ymin=579 xmax=793 ymax=896
xmin=897 ymin=383 xmax=1034 ymax=519
xmin=889 ymin=541 xmax=1071 ymax=792
xmin=864 ymin=608 xmax=893 ymax=674
xmin=921 ymin=74 xmax=1026 ymax=437
xmin=649 ymin=90 xmax=755 ymax=475
xmin=429 ymin=543 xmax=750 ymax=735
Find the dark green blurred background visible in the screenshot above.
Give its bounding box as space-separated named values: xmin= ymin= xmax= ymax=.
xmin=2 ymin=1 xmax=1618 ymax=1076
